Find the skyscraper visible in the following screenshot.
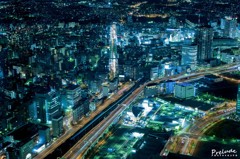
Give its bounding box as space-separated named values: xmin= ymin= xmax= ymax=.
xmin=181 ymin=44 xmax=197 ymax=69
xmin=0 ymin=48 xmax=8 ymax=79
xmin=236 ymin=84 xmax=240 ymax=117
xmin=64 ymin=84 xmax=81 ymax=109
xmin=109 ymin=23 xmax=118 ymax=81
xmin=221 ymin=16 xmax=237 ymax=38
xmin=52 ymin=114 xmax=63 ymax=137
xmin=197 ymin=26 xmax=213 ymax=61
xmin=35 ymin=88 xmax=61 ymax=124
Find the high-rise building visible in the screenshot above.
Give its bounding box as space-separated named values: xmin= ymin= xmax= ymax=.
xmin=181 ymin=44 xmax=198 ymax=69
xmin=38 ymin=125 xmax=51 ymax=144
xmin=221 ymin=16 xmax=237 ymax=38
xmin=72 ymin=98 xmax=89 ymax=123
xmin=52 ymin=114 xmax=63 ymax=137
xmin=174 ymin=83 xmax=195 ymax=99
xmin=144 ymin=83 xmax=159 ymax=97
xmin=102 ymin=84 xmax=109 ymax=97
xmin=72 ymin=104 xmax=84 ymax=124
xmin=109 ymin=23 xmax=118 ymax=81
xmin=89 ymin=100 xmax=96 ymax=112
xmin=0 ymin=48 xmax=8 ymax=79
xmin=89 ymin=80 xmax=100 ymax=94
xmin=236 ymin=85 xmax=240 ymax=117
xmin=109 ymin=78 xmax=118 ymax=92
xmin=34 ymin=88 xmax=61 ymax=124
xmin=150 ymin=66 xmax=162 ymax=80
xmin=159 ymin=80 xmax=175 ymax=95
xmin=168 ymin=16 xmax=177 ymax=28
xmin=64 ymin=84 xmax=81 ymax=109
xmin=197 ymin=26 xmax=213 ymax=61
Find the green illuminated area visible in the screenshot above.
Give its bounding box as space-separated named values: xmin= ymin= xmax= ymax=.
xmin=25 ymin=79 xmax=33 ymax=85
xmin=89 ymin=126 xmax=139 ymax=159
xmin=68 ymin=57 xmax=74 ymax=62
xmin=89 ymin=97 xmax=203 ymax=159
xmin=89 ymin=55 xmax=100 ymax=71
xmin=147 ymin=120 xmax=163 ymax=132
xmin=196 ymin=93 xmax=225 ymax=104
xmin=147 ymin=98 xmax=201 ymax=133
xmin=161 ymin=92 xmax=226 ymax=112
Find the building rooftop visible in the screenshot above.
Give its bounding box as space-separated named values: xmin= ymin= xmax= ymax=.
xmin=66 ymin=84 xmax=80 ymax=90
xmin=177 ymin=82 xmax=192 ymax=87
xmin=8 ymin=123 xmax=38 ymax=142
xmin=146 ymin=83 xmax=157 ymax=87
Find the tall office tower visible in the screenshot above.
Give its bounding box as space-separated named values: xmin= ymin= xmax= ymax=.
xmin=221 ymin=16 xmax=237 ymax=38
xmin=196 ymin=26 xmax=213 ymax=61
xmin=38 ymin=125 xmax=51 ymax=144
xmin=181 ymin=44 xmax=198 ymax=69
xmin=0 ymin=49 xmax=4 ymax=77
xmin=35 ymin=88 xmax=61 ymax=124
xmin=64 ymin=84 xmax=81 ymax=109
xmin=0 ymin=47 xmax=8 ymax=79
xmin=236 ymin=85 xmax=240 ymax=117
xmin=52 ymin=114 xmax=63 ymax=137
xmin=168 ymin=16 xmax=177 ymax=28
xmin=109 ymin=23 xmax=118 ymax=81
xmin=0 ymin=51 xmax=6 ymax=91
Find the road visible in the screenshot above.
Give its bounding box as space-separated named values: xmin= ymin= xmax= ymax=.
xmin=34 ymin=63 xmax=239 ymax=159
xmin=33 ymin=83 xmax=133 ymax=159
xmin=64 ymin=103 xmax=125 ymax=159
xmin=161 ymin=101 xmax=236 ymax=156
xmin=63 ymin=84 xmax=144 ymax=158
xmin=64 ymin=63 xmax=240 ymax=158
xmin=213 ymin=73 xmax=240 ymax=84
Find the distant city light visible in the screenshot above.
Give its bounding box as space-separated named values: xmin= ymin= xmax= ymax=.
xmin=132 ymin=132 xmax=144 ymax=138
xmin=165 ymin=64 xmax=170 ymax=69
xmin=33 ymin=145 xmax=46 ymax=153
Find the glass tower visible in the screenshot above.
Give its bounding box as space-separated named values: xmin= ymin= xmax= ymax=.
xmin=197 ymin=26 xmax=213 ymax=61
xmin=109 ymin=23 xmax=118 ymax=81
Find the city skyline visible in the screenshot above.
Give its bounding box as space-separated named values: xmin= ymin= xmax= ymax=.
xmin=0 ymin=0 xmax=240 ymax=159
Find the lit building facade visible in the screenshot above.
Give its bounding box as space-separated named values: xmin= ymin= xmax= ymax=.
xmin=174 ymin=83 xmax=195 ymax=99
xmin=109 ymin=23 xmax=118 ymax=81
xmin=181 ymin=44 xmax=197 ymax=69
xmin=144 ymin=83 xmax=159 ymax=97
xmin=52 ymin=114 xmax=63 ymax=137
xmin=38 ymin=125 xmax=51 ymax=144
xmin=197 ymin=26 xmax=213 ymax=61
xmin=72 ymin=98 xmax=89 ymax=124
xmin=65 ymin=84 xmax=81 ymax=109
xmin=72 ymin=104 xmax=84 ymax=124
xmin=221 ymin=16 xmax=238 ymax=38
xmin=34 ymin=89 xmax=61 ymax=124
